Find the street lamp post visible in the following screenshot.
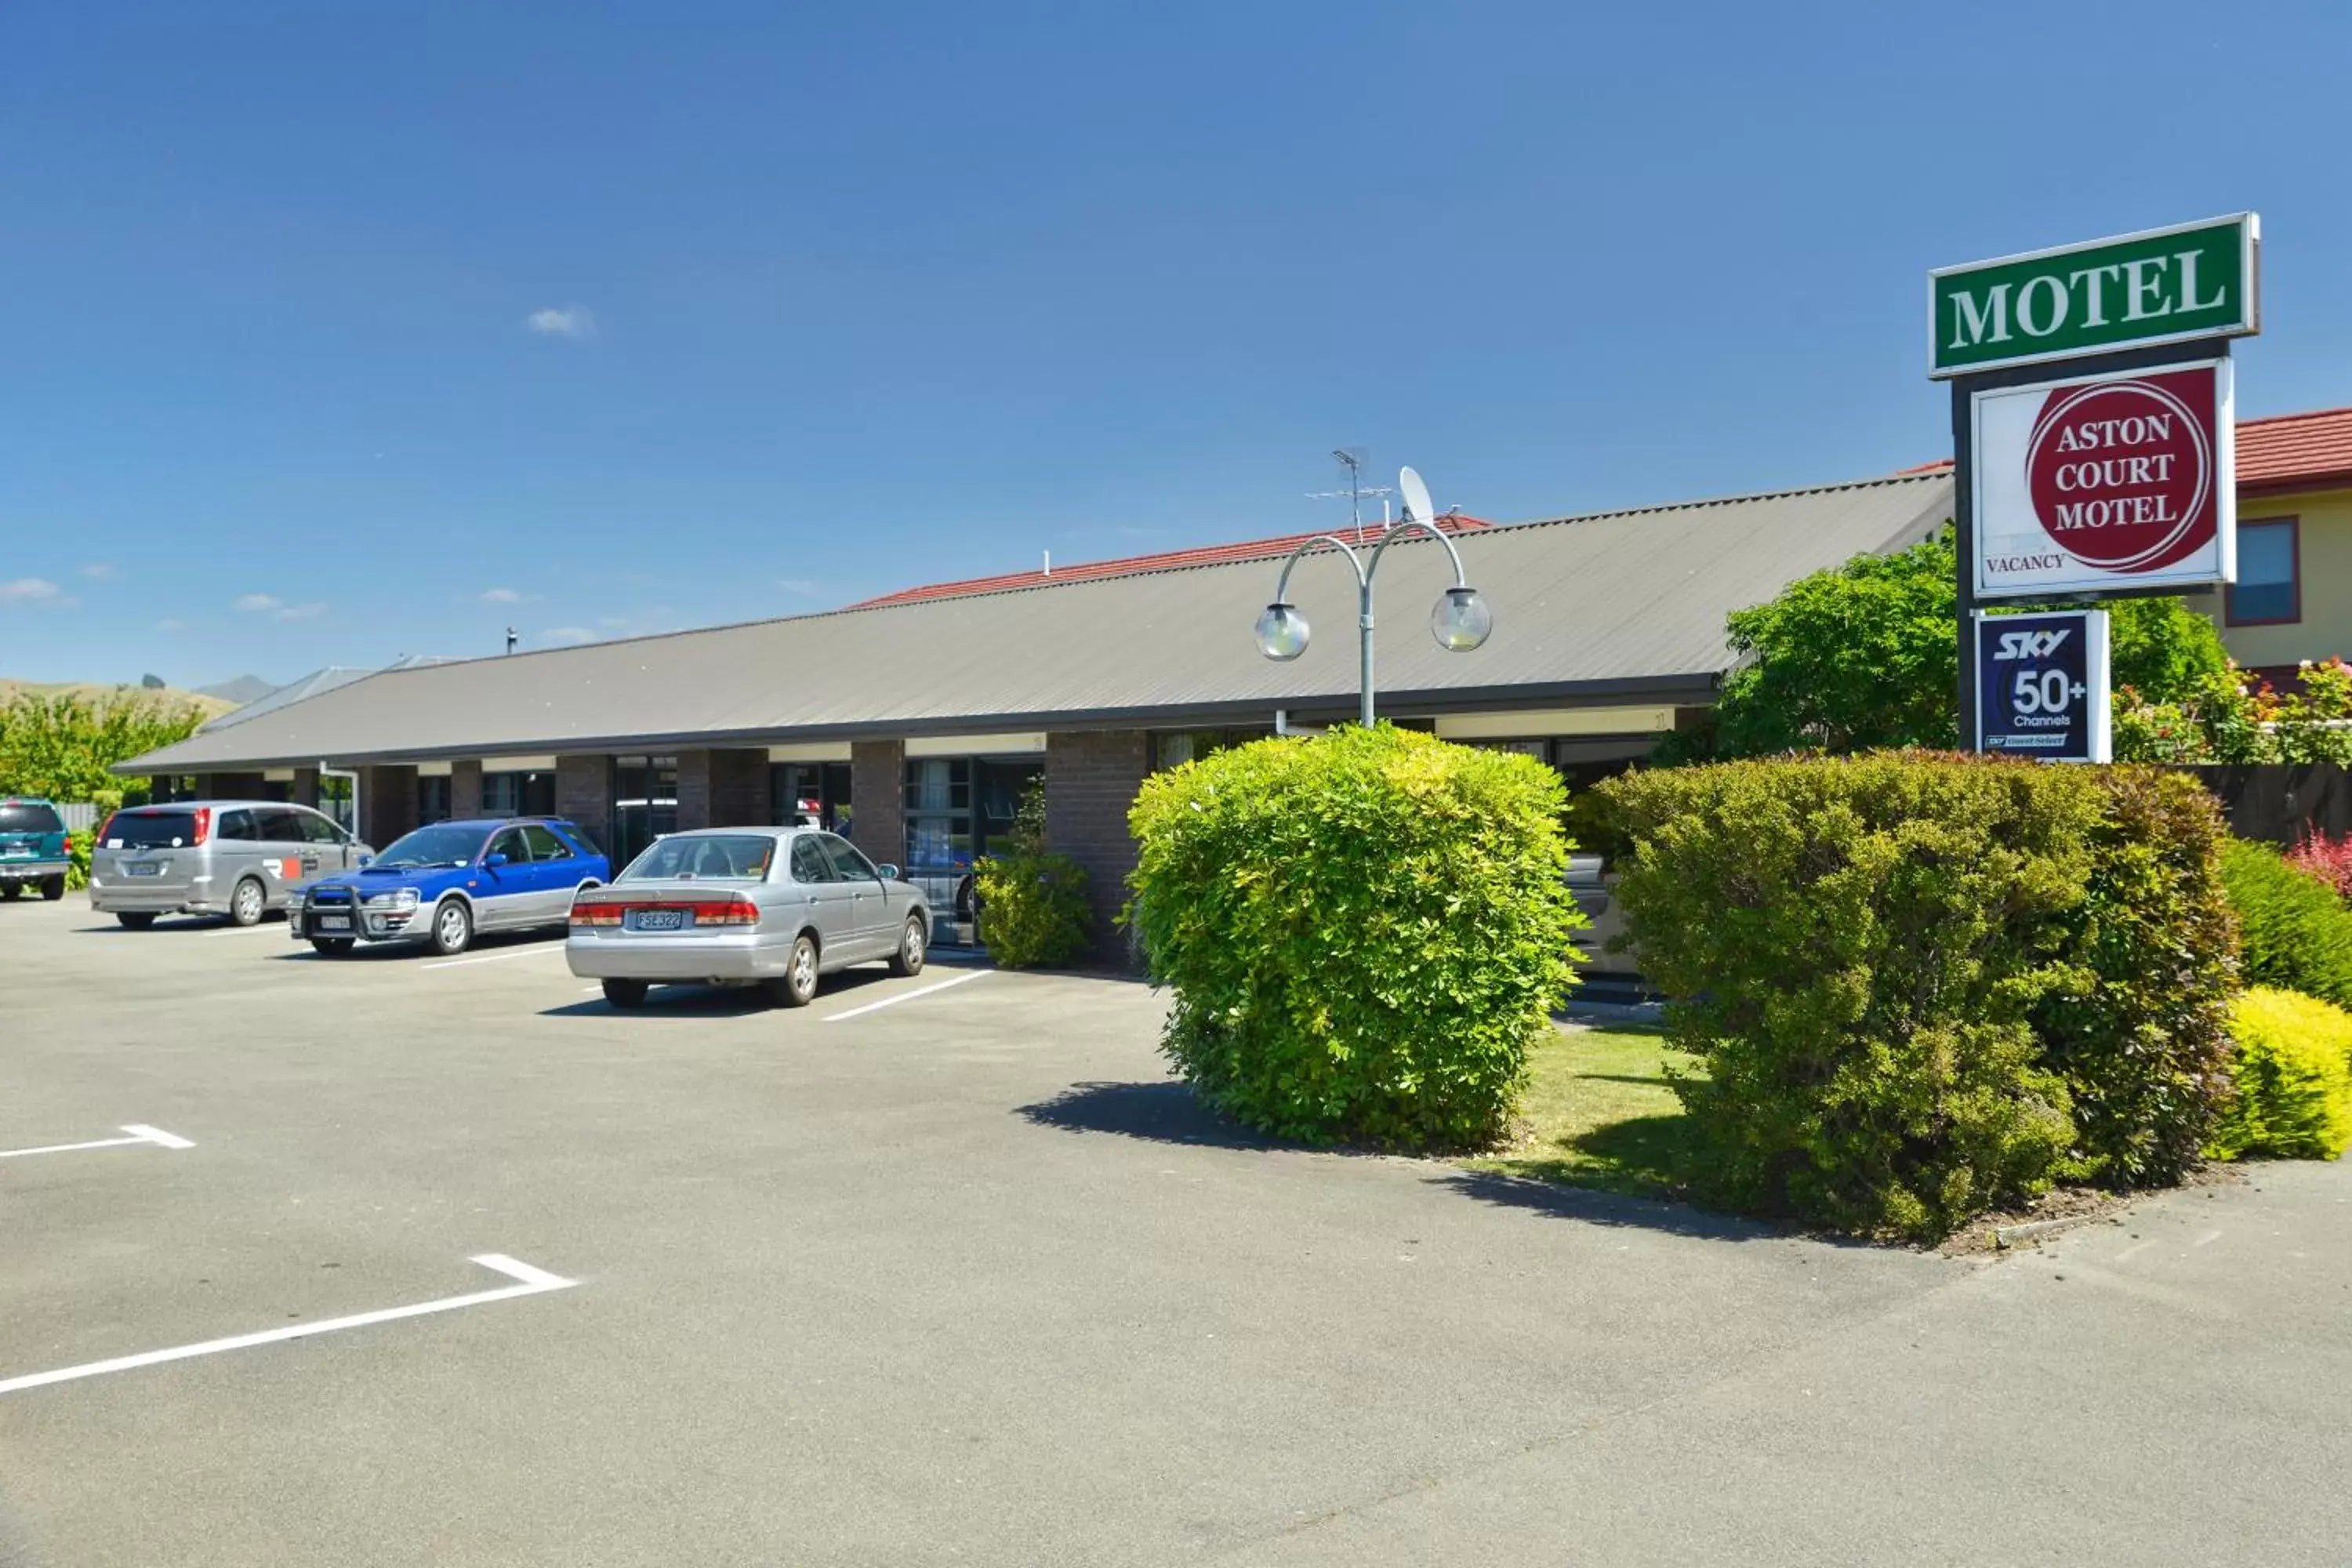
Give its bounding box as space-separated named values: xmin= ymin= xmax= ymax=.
xmin=1254 ymin=514 xmax=1493 ymax=729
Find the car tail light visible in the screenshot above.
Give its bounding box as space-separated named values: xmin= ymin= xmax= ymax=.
xmin=60 ymin=833 xmax=74 ymax=855
xmin=189 ymin=806 xmax=212 ymax=845
xmin=96 ymin=812 xmax=118 ymax=844
xmin=570 ymin=899 xmax=625 ymax=927
xmin=699 ymin=896 xmax=760 ymax=927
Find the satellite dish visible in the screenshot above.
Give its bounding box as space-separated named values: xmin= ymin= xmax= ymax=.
xmin=1398 ymin=466 xmax=1436 ymax=529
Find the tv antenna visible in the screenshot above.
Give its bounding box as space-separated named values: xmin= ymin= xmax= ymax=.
xmin=1305 ymin=447 xmax=1395 ymax=545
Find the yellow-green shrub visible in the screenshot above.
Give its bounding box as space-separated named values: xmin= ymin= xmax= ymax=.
xmin=974 ymin=851 xmax=1092 ymax=968
xmin=1127 ymin=725 xmax=1584 ymax=1151
xmin=2206 ymin=987 xmax=2352 ymax=1161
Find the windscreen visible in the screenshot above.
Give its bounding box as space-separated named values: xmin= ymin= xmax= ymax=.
xmin=0 ymin=803 xmax=64 ymax=834
xmin=619 ymin=834 xmax=776 ymax=882
xmin=102 ymin=811 xmax=197 ymax=848
xmin=372 ymin=823 xmax=492 ymax=869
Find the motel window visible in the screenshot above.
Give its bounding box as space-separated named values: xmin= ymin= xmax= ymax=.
xmin=904 ymin=758 xmax=972 ymax=876
xmin=2227 ymin=518 xmax=2300 ymax=626
xmin=418 ymin=775 xmax=453 ymax=824
xmin=483 ymin=770 xmax=557 ymax=818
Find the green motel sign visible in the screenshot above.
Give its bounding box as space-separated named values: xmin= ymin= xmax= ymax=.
xmin=1929 ymin=213 xmax=2259 ymax=378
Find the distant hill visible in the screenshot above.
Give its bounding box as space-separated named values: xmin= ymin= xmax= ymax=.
xmin=0 ymin=678 xmax=239 ymax=720
xmin=194 ymin=674 xmax=277 ymax=704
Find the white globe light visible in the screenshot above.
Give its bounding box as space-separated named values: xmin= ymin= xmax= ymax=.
xmin=1255 ymin=601 xmax=1310 ymax=661
xmin=1431 ymin=586 xmax=1493 ymax=652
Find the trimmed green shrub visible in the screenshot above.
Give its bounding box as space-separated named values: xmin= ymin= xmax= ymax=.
xmin=1600 ymin=753 xmax=2089 ymax=1241
xmin=974 ymin=851 xmax=1092 ymax=968
xmin=2206 ymin=987 xmax=2352 ymax=1161
xmin=2031 ymin=768 xmax=2235 ymax=1187
xmin=2220 ymin=838 xmax=2352 ymax=1010
xmin=1127 ymin=725 xmax=1584 ymax=1151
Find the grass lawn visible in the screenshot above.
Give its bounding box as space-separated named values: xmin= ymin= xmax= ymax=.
xmin=1465 ymin=1023 xmax=1705 ymax=1201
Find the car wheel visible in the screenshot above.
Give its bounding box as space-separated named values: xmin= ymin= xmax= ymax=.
xmin=429 ymin=898 xmax=473 ymax=956
xmin=887 ymin=914 xmax=927 ymax=977
xmin=40 ymin=876 xmax=65 ymax=902
xmin=767 ymin=933 xmax=820 ymax=1007
xmin=228 ymin=877 xmax=267 ymax=927
xmin=115 ymin=911 xmax=157 ymax=930
xmin=602 ymin=978 xmax=649 ymax=1009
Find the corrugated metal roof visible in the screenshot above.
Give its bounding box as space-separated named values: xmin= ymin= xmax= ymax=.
xmin=850 ymin=514 xmax=1494 ymax=608
xmin=120 ymin=470 xmax=1954 ymax=773
xmin=198 ymin=656 xmax=459 ymax=731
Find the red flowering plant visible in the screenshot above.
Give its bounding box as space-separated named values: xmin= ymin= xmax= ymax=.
xmin=2285 ymin=830 xmax=2352 ymax=902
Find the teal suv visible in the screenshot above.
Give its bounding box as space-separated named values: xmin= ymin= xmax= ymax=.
xmin=0 ymin=797 xmax=72 ymax=902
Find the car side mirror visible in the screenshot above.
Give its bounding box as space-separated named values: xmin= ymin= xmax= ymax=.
xmin=485 ymin=852 xmax=510 ymax=869
xmin=358 ymin=854 xmax=375 ymax=867
xmin=875 ymin=862 xmax=900 ymax=881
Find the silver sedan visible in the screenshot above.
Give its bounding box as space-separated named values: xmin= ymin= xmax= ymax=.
xmin=566 ymin=827 xmax=931 ymax=1009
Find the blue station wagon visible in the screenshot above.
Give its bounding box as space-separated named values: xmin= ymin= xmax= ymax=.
xmin=0 ymin=797 xmax=71 ymax=902
xmin=292 ymin=817 xmax=609 ymax=956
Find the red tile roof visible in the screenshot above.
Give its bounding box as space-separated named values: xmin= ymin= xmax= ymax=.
xmin=2238 ymin=405 xmax=2352 ymax=495
xmin=851 ymin=514 xmax=1495 ymax=608
xmin=1895 ymin=405 xmax=2352 ymax=495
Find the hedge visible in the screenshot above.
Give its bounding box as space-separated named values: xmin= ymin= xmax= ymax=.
xmin=2205 ymin=987 xmax=2352 ymax=1161
xmin=1127 ymin=725 xmax=1584 ymax=1151
xmin=1599 ymin=753 xmax=2236 ymax=1241
xmin=2031 ymin=767 xmax=2235 ymax=1187
xmin=2219 ymin=838 xmax=2352 ymax=1011
xmin=973 ymin=851 xmax=1092 ymax=967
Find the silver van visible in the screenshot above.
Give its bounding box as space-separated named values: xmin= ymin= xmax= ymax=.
xmin=87 ymin=801 xmax=375 ymax=929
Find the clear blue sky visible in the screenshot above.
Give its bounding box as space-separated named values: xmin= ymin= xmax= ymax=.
xmin=3 ymin=0 xmax=2347 ymax=688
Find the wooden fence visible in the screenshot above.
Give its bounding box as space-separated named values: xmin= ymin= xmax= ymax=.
xmin=2175 ymin=764 xmax=2352 ymax=847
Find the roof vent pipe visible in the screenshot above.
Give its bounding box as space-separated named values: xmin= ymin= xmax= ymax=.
xmin=1043 ymin=550 xmax=1051 ymax=577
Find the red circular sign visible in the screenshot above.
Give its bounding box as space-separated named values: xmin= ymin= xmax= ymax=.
xmin=2026 ymin=379 xmax=2213 ymax=573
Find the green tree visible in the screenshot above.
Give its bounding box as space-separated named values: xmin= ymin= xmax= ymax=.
xmin=1664 ymin=533 xmax=1961 ymax=760
xmin=1664 ymin=529 xmax=2230 ymax=763
xmin=0 ymin=691 xmax=204 ymax=804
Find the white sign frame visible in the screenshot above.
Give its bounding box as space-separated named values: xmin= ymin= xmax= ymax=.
xmin=1972 ymin=609 xmax=2112 ymax=764
xmin=1970 ymin=356 xmax=2235 ymax=601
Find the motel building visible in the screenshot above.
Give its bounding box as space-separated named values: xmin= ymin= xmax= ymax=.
xmin=117 ymin=407 xmax=2352 ymax=963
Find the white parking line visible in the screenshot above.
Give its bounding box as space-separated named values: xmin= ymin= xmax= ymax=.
xmin=0 ymin=1254 xmax=576 ymax=1397
xmin=0 ymin=1124 xmax=194 ymax=1161
xmin=421 ymin=945 xmax=568 ymax=971
xmin=821 ymin=969 xmax=989 ymax=1022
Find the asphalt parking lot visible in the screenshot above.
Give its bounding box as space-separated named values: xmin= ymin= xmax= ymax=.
xmin=4 ymin=895 xmax=2351 ymax=1567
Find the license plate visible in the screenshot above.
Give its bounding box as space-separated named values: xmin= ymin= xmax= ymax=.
xmin=318 ymin=916 xmax=351 ymax=932
xmin=1 ymin=846 xmax=31 ymax=858
xmin=124 ymin=862 xmax=164 ymax=877
xmin=630 ymin=909 xmax=688 ymax=931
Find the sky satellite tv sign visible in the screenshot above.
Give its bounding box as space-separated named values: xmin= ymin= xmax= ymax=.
xmin=1929 ymin=214 xmax=2259 ymax=378
xmin=1970 ymin=358 xmax=2234 ymax=598
xmin=1974 ymin=609 xmax=2111 ymax=763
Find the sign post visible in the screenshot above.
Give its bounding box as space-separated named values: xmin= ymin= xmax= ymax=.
xmin=1933 ymin=214 xmax=2258 ymax=756
xmin=1973 ymin=609 xmax=2111 ymax=763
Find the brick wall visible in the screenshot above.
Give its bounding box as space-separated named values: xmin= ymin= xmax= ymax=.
xmin=449 ymin=760 xmax=484 ymax=819
xmin=358 ymin=764 xmax=418 ymax=849
xmin=1044 ymin=730 xmax=1152 ymax=968
xmin=556 ymin=755 xmax=615 ymax=851
xmin=678 ymin=748 xmax=768 ymax=830
xmin=848 ymin=739 xmax=906 ymax=869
